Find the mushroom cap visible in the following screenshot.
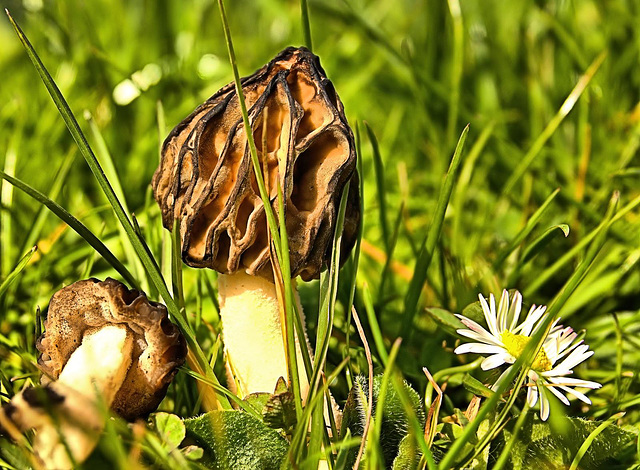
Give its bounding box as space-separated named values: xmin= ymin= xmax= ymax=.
xmin=152 ymin=46 xmax=360 ymax=281
xmin=36 ymin=278 xmax=187 ymax=421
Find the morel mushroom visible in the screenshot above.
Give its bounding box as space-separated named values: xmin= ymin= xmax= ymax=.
xmin=0 ymin=278 xmax=187 ymax=469
xmin=152 ymin=47 xmax=359 ymax=397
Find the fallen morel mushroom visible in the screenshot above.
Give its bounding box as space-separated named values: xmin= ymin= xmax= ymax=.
xmin=0 ymin=278 xmax=187 ymax=468
xmin=152 ymin=47 xmax=360 ymax=397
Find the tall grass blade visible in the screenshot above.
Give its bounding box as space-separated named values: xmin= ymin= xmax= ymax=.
xmin=503 ymin=52 xmax=606 ymax=195
xmin=365 ymin=122 xmax=390 ymax=254
xmin=492 ymin=188 xmax=560 ymax=269
xmin=1 ymin=145 xmax=17 ymax=277
xmin=0 ymin=246 xmax=36 ymax=299
xmin=300 ymin=0 xmax=313 ymax=51
xmin=0 ymin=170 xmax=138 ymax=288
xmin=86 ymin=112 xmax=147 ymax=288
xmin=19 ymin=150 xmax=74 ymax=257
xmin=400 ymin=125 xmax=469 ymax=340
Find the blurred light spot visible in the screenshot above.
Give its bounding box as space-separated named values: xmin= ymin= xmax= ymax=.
xmin=270 ymin=18 xmax=290 ymax=42
xmin=113 ymin=79 xmax=141 ymax=106
xmin=340 ymin=33 xmax=360 ymax=55
xmin=131 ymin=63 xmax=162 ymax=91
xmin=55 ymin=62 xmax=77 ymax=92
xmin=23 ymin=0 xmax=43 ymax=12
xmin=176 ymin=31 xmax=194 ymax=60
xmin=198 ymin=54 xmax=222 ymax=80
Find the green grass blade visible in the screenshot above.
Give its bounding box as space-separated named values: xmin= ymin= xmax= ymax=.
xmin=519 ymin=223 xmax=570 ymax=265
xmin=492 ymin=188 xmax=560 ymax=269
xmin=400 ymin=125 xmax=469 ymax=340
xmin=446 ymin=0 xmax=463 ymax=150
xmin=343 ymin=122 xmax=365 ymax=389
xmin=0 ymin=246 xmax=36 ymax=299
xmin=170 ymin=220 xmax=186 ymax=314
xmin=362 ymin=281 xmax=388 ymax=365
xmin=214 ymin=0 xmax=283 ymax=265
xmin=1 ymin=145 xmax=17 ymax=277
xmin=365 ymin=122 xmax=390 ymax=254
xmin=525 ymin=193 xmax=640 ymax=296
xmin=86 ymin=111 xmax=147 ymax=288
xmin=277 ymin=182 xmax=303 ymax=418
xmin=503 ymin=52 xmax=606 ymax=195
xmin=0 ymin=170 xmax=138 ymax=288
xmin=451 ymin=120 xmax=496 ymax=256
xmin=19 ymin=150 xmax=74 ymax=257
xmin=300 ymin=0 xmax=313 ymax=51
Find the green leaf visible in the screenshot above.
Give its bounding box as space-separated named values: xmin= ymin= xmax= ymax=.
xmin=153 ymin=412 xmax=186 ymax=452
xmin=262 ymin=387 xmax=297 ymax=435
xmin=401 ymin=125 xmax=469 ymax=339
xmin=392 ymin=434 xmax=420 ymax=470
xmin=185 ymin=410 xmax=289 ymax=470
xmin=341 ymin=375 xmax=425 ymax=469
xmin=181 ymin=445 xmax=204 ymax=461
xmin=461 ymin=374 xmax=495 ymax=399
xmin=424 ymin=307 xmax=465 ymax=336
xmin=498 ymin=416 xmax=637 ymax=470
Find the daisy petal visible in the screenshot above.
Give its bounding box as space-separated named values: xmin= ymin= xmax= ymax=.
xmin=526 ymin=382 xmax=538 ymax=407
xmin=497 ymin=290 xmax=509 ymax=332
xmin=545 ymin=384 xmax=570 ymax=406
xmin=508 ymin=291 xmax=522 ymax=331
xmin=538 ymin=386 xmax=550 ymax=421
xmin=481 ymin=353 xmax=512 ymax=371
xmin=454 ymin=343 xmax=507 ymax=355
xmin=557 ymin=385 xmax=592 ymax=404
xmin=456 ymin=328 xmax=503 ymax=347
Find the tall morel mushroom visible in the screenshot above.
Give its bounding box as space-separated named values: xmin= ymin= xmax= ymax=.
xmin=0 ymin=278 xmax=187 ymax=468
xmin=152 ymin=47 xmax=359 ymax=397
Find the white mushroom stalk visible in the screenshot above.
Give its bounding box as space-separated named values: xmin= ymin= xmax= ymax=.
xmin=219 ymin=271 xmax=310 ymax=397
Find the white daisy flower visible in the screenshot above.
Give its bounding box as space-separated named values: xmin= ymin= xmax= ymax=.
xmin=454 ymin=290 xmax=601 ymax=420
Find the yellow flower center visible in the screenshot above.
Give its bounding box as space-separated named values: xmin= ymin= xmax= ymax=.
xmin=501 ymin=330 xmax=552 ymax=371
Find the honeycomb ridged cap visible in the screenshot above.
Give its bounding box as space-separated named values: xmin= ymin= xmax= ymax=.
xmin=152 ymin=47 xmax=360 ymax=281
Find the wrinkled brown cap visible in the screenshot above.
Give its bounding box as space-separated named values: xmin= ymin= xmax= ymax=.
xmin=152 ymin=46 xmax=360 ymax=281
xmin=37 ymin=278 xmax=187 ymax=421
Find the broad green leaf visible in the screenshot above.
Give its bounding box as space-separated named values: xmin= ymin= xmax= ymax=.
xmin=185 ymin=410 xmax=289 ymax=470
xmin=153 ymin=412 xmax=186 ymax=452
xmin=462 ymin=374 xmax=495 ymax=399
xmin=392 ymin=434 xmax=420 ymax=470
xmin=340 ymin=375 xmax=425 ymax=469
xmin=424 ymin=307 xmax=465 ymax=335
xmin=498 ymin=416 xmax=637 ymax=470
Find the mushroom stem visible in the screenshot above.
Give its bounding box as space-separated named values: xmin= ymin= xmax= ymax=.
xmin=5 ymin=326 xmax=133 ymax=469
xmin=218 ymin=271 xmax=310 ymax=397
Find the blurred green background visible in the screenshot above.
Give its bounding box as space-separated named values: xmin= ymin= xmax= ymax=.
xmin=1 ymin=0 xmax=639 ymax=430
